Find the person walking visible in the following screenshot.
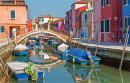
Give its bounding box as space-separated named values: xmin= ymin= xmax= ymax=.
xmin=80 ymin=30 xmax=85 ymax=41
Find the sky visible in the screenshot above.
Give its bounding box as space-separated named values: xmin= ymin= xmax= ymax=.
xmin=25 ymin=0 xmax=77 ymax=19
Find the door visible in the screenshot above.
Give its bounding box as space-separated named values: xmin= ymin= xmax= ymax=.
xmin=104 ymin=32 xmax=107 ymax=41
xmin=96 ymin=22 xmax=98 ymax=40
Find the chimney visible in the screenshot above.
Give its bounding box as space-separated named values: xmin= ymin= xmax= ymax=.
xmin=77 ymin=0 xmax=81 ymax=1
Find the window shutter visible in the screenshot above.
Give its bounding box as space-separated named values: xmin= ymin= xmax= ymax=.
xmin=42 ymin=19 xmax=44 ymax=21
xmin=11 ymin=10 xmax=15 ymax=19
xmin=1 ymin=26 xmax=5 ymax=33
xmin=128 ymin=0 xmax=129 ymax=4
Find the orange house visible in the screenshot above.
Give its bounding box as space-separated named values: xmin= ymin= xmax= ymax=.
xmin=0 ymin=0 xmax=27 ymax=38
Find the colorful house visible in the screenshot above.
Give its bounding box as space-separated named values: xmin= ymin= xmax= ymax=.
xmin=71 ymin=0 xmax=87 ymax=37
xmin=93 ymin=0 xmax=101 ymax=40
xmin=39 ymin=14 xmax=53 ymax=29
xmin=75 ymin=6 xmax=87 ymax=37
xmin=27 ymin=19 xmax=33 ymax=32
xmin=0 ymin=0 xmax=27 ymax=38
xmin=100 ymin=0 xmax=122 ymax=42
xmin=66 ymin=10 xmax=70 ymax=31
xmin=122 ymin=0 xmax=130 ymax=43
xmin=69 ymin=10 xmax=72 ymax=31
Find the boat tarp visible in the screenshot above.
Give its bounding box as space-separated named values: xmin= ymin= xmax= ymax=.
xmin=68 ymin=48 xmax=92 ymax=60
xmin=58 ymin=43 xmax=69 ymax=53
xmin=14 ymin=44 xmax=28 ymax=51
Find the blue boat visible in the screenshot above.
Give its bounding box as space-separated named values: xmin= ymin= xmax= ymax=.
xmin=30 ymin=37 xmax=35 ymax=40
xmin=13 ymin=44 xmax=29 ymax=56
xmin=13 ymin=49 xmax=28 ymax=56
xmin=64 ymin=48 xmax=101 ymax=65
xmin=7 ymin=62 xmax=45 ymax=80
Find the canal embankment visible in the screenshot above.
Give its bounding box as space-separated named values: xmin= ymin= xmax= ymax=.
xmin=72 ymin=38 xmax=130 ymax=71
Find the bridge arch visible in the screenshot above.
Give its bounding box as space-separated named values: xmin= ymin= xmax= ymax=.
xmin=16 ymin=30 xmax=68 ymax=43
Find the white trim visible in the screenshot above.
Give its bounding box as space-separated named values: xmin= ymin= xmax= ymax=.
xmin=10 ymin=10 xmax=15 ymax=19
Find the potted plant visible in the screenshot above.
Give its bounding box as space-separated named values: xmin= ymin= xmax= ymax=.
xmin=121 ymin=29 xmax=127 ymax=33
xmin=118 ymin=37 xmax=123 ymax=43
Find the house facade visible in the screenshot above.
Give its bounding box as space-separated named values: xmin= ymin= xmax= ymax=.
xmin=122 ymin=0 xmax=130 ymax=43
xmin=0 ymin=0 xmax=27 ymax=38
xmin=100 ymin=0 xmax=122 ymax=42
xmin=66 ymin=11 xmax=70 ymax=31
xmin=93 ymin=0 xmax=101 ymax=40
xmin=27 ymin=19 xmax=32 ymax=32
xmin=39 ymin=14 xmax=53 ymax=29
xmin=71 ymin=1 xmax=87 ymax=37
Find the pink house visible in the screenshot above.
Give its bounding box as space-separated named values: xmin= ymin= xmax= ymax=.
xmin=93 ymin=0 xmax=101 ymax=40
xmin=0 ymin=0 xmax=27 ymax=38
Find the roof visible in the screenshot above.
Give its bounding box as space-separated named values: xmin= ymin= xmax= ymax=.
xmin=39 ymin=14 xmax=53 ymax=18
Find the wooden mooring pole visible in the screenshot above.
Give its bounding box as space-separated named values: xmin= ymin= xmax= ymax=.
xmin=77 ymin=29 xmax=81 ymax=48
xmin=73 ymin=29 xmax=79 ymax=48
xmin=0 ymin=57 xmax=10 ymax=79
xmin=119 ymin=26 xmax=129 ymax=71
xmin=86 ymin=33 xmax=92 ymax=51
xmin=95 ymin=33 xmax=101 ymax=56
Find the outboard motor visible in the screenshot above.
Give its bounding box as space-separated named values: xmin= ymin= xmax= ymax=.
xmin=86 ymin=51 xmax=94 ymax=64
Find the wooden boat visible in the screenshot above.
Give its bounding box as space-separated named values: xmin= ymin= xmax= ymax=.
xmin=57 ymin=43 xmax=69 ymax=60
xmin=7 ymin=62 xmax=45 ymax=80
xmin=13 ymin=44 xmax=29 ymax=56
xmin=64 ymin=48 xmax=101 ymax=65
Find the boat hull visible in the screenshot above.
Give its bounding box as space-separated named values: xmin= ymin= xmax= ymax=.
xmin=13 ymin=50 xmax=28 ymax=56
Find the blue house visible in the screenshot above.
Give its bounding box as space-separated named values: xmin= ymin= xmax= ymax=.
xmin=66 ymin=10 xmax=70 ymax=30
xmin=123 ymin=0 xmax=130 ymax=43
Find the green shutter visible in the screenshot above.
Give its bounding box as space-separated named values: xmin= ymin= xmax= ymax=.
xmin=11 ymin=10 xmax=15 ymax=19
xmin=1 ymin=26 xmax=5 ymax=33
xmin=42 ymin=19 xmax=44 ymax=21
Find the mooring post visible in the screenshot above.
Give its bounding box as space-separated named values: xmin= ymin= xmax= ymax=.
xmin=0 ymin=57 xmax=10 ymax=79
xmin=77 ymin=29 xmax=81 ymax=48
xmin=119 ymin=26 xmax=129 ymax=71
xmin=86 ymin=33 xmax=92 ymax=51
xmin=95 ymin=33 xmax=101 ymax=56
xmin=73 ymin=29 xmax=79 ymax=48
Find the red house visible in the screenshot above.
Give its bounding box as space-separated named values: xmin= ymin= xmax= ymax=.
xmin=75 ymin=6 xmax=87 ymax=33
xmin=69 ymin=10 xmax=72 ymax=31
xmin=100 ymin=0 xmax=122 ymax=42
xmin=27 ymin=19 xmax=33 ymax=32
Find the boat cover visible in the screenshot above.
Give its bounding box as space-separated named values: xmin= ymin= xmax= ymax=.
xmin=58 ymin=43 xmax=69 ymax=53
xmin=68 ymin=48 xmax=98 ymax=60
xmin=14 ymin=44 xmax=28 ymax=51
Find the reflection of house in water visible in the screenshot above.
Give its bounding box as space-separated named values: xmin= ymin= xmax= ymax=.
xmin=64 ymin=62 xmax=101 ymax=83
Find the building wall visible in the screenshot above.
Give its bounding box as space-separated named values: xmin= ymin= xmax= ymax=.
xmin=93 ymin=0 xmax=101 ymax=40
xmin=0 ymin=6 xmax=27 ymax=37
xmin=39 ymin=18 xmax=50 ymax=25
xmin=123 ymin=0 xmax=130 ymax=43
xmin=101 ymin=0 xmax=122 ymax=42
xmin=66 ymin=12 xmax=69 ymax=30
xmin=69 ymin=10 xmax=72 ymax=30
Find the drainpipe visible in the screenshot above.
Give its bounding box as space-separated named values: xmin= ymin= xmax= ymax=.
xmin=116 ymin=0 xmax=118 ymax=42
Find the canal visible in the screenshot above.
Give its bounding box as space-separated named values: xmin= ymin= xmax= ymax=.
xmin=0 ymin=38 xmax=130 ymax=83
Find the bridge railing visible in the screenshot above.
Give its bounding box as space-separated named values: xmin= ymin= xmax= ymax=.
xmin=15 ymin=25 xmax=69 ymax=43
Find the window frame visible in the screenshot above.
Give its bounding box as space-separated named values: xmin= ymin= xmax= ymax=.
xmin=106 ymin=0 xmax=111 ymax=6
xmin=124 ymin=16 xmax=129 ymax=29
xmin=101 ymin=0 xmax=105 ymax=8
xmin=123 ymin=0 xmax=129 ymax=6
xmin=10 ymin=10 xmax=15 ymax=19
xmin=0 ymin=25 xmax=5 ymax=33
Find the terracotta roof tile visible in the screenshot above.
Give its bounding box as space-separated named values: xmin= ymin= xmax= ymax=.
xmin=39 ymin=14 xmax=53 ymax=18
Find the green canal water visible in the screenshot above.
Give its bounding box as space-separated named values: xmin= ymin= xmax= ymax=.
xmin=0 ymin=41 xmax=130 ymax=83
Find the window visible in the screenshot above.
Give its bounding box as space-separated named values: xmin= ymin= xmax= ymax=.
xmin=106 ymin=0 xmax=110 ymax=5
xmin=77 ymin=15 xmax=79 ymax=22
xmin=94 ymin=22 xmax=96 ymax=32
xmin=101 ymin=0 xmax=104 ymax=7
xmin=0 ymin=26 xmax=5 ymax=33
xmin=85 ymin=14 xmax=87 ymax=20
xmin=99 ymin=1 xmax=101 ymax=11
xmin=10 ymin=10 xmax=15 ymax=19
xmin=93 ymin=3 xmax=95 ymax=13
xmin=42 ymin=19 xmax=44 ymax=21
xmin=75 ymin=16 xmax=76 ymax=22
xmin=101 ymin=20 xmax=104 ymax=32
xmin=87 ymin=14 xmax=89 ymax=21
xmin=105 ymin=19 xmax=111 ymax=32
xmin=68 ymin=20 xmax=69 ymax=24
xmin=123 ymin=0 xmax=129 ymax=5
xmin=124 ymin=17 xmax=129 ymax=29
xmin=90 ymin=13 xmax=92 ymax=21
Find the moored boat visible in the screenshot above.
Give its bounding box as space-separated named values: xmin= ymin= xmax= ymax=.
xmin=58 ymin=43 xmax=69 ymax=60
xmin=64 ymin=48 xmax=101 ymax=65
xmin=13 ymin=44 xmax=28 ymax=56
xmin=7 ymin=62 xmax=45 ymax=80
